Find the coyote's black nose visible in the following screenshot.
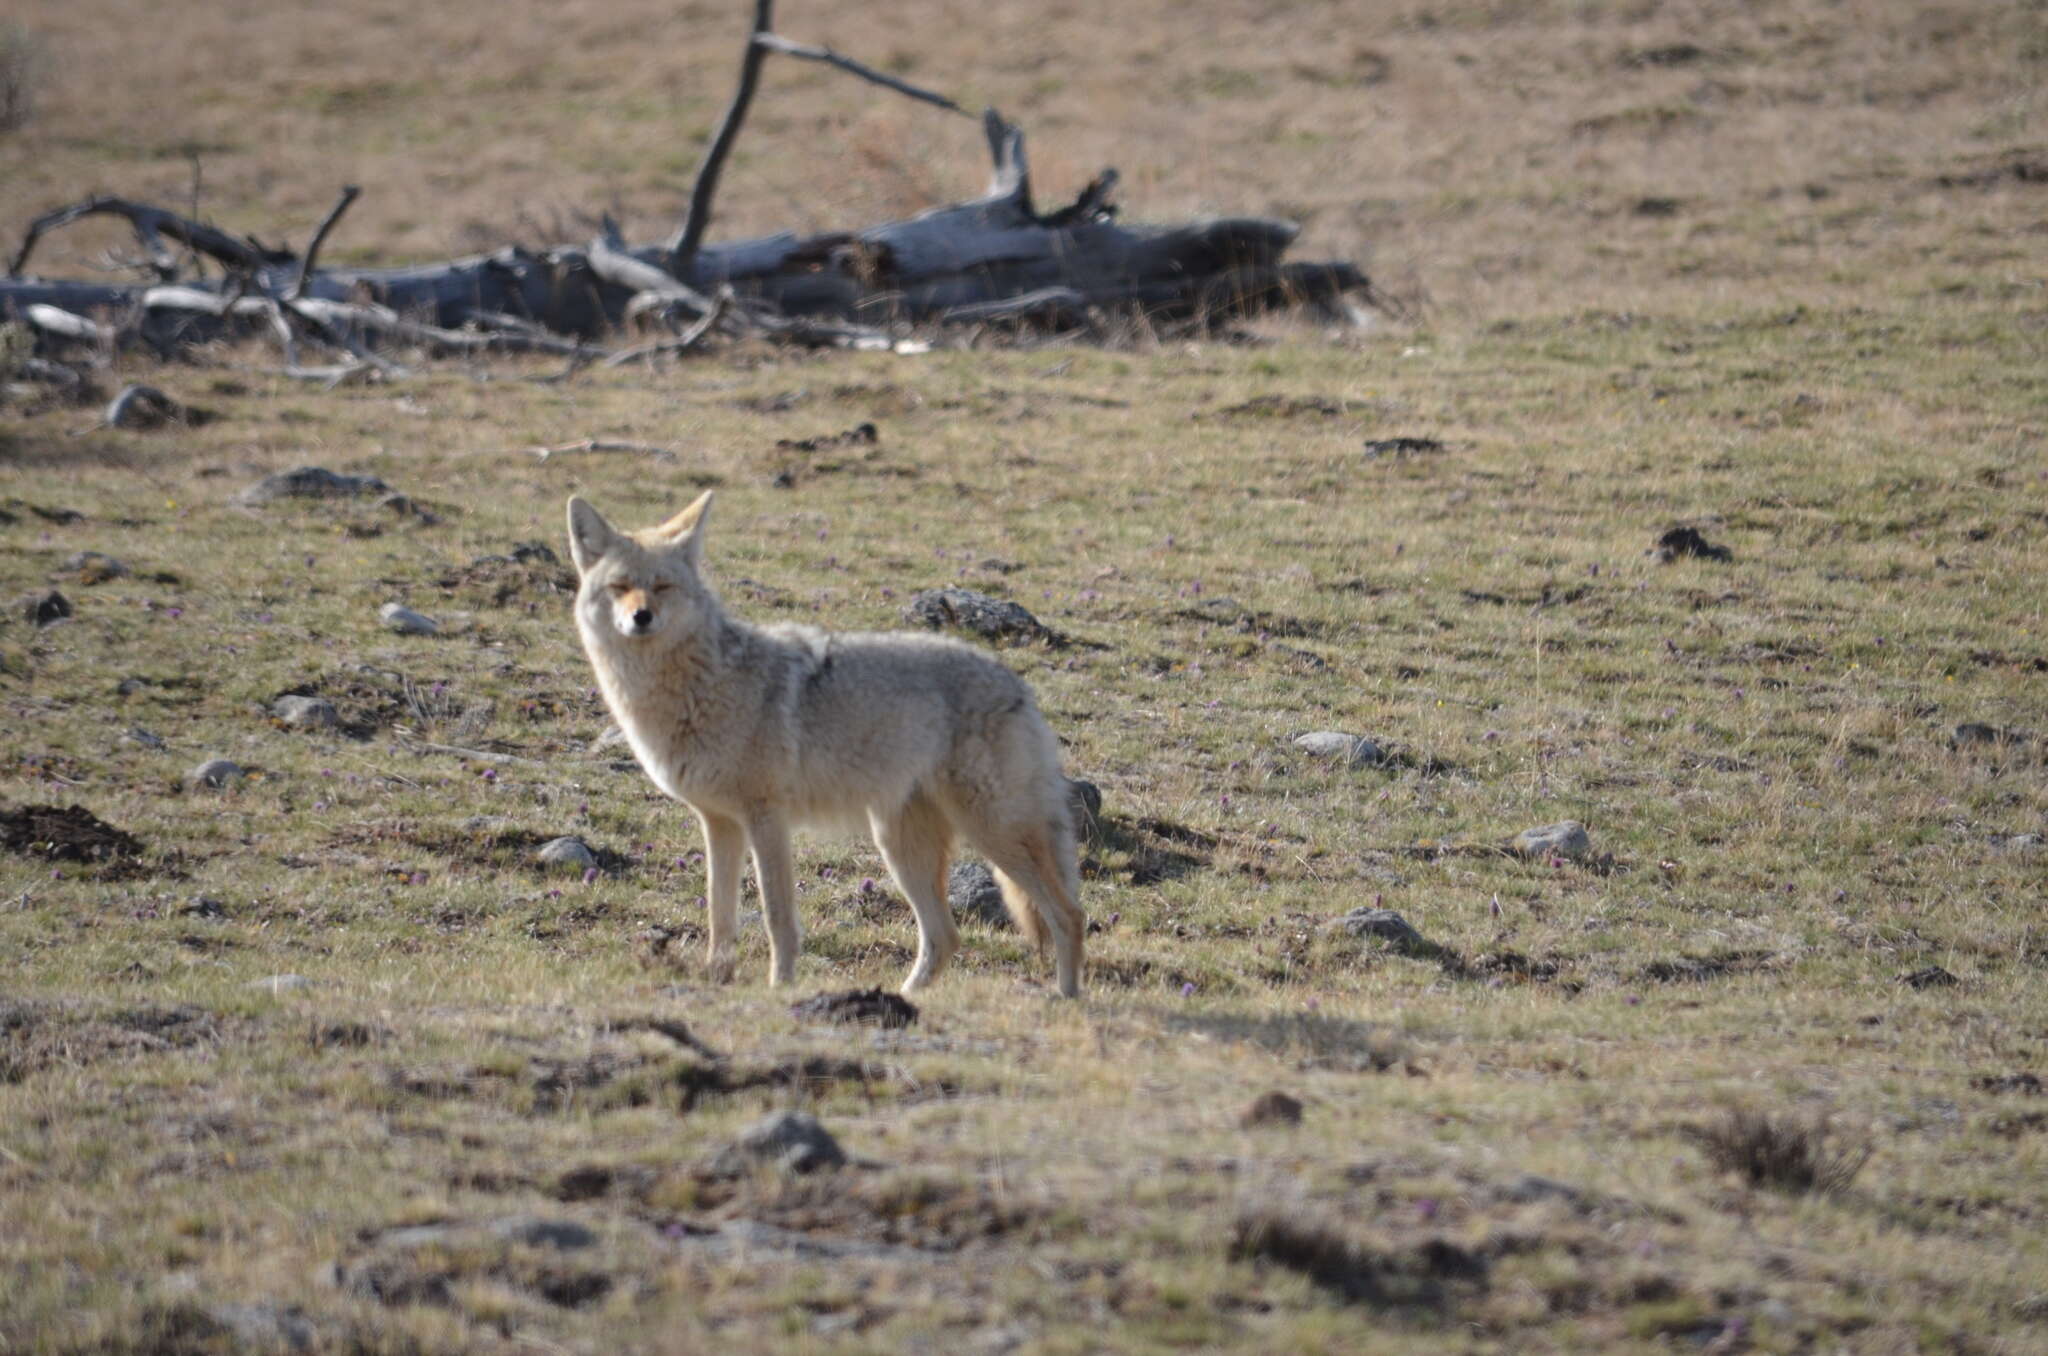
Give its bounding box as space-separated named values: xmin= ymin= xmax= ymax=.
xmin=632 ymin=608 xmax=653 ymax=630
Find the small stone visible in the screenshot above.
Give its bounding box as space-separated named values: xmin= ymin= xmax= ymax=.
xmin=24 ymin=589 xmax=71 ymax=628
xmin=247 ymin=973 xmax=312 ymax=994
xmin=1241 ymin=1091 xmax=1304 ymax=1127
xmin=948 ymin=861 xmax=1009 ymax=928
xmin=272 ymin=695 xmax=340 ymax=730
xmin=1512 ymin=822 xmax=1591 ymax=861
xmin=378 ymin=602 xmax=438 ymax=636
xmin=710 ymin=1110 xmax=846 ymax=1176
xmin=207 ymin=1303 xmax=318 ymax=1352
xmin=1294 ymin=731 xmax=1384 ymax=767
xmin=62 ymin=551 xmax=129 ymax=583
xmin=187 ymin=758 xmax=245 ymax=789
xmin=1066 ymin=778 xmax=1103 ymax=837
xmin=1333 ymin=906 xmax=1461 ymax=967
xmin=235 ymin=466 xmax=390 ymax=506
xmin=902 ymin=588 xmax=1049 ymax=643
xmin=1338 ymin=907 xmax=1427 ymax=950
xmin=126 ymin=727 xmax=167 ymax=750
xmin=536 ymin=836 xmax=598 ymax=871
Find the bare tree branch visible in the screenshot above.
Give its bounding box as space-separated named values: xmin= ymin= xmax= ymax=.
xmin=292 ymin=185 xmax=361 ymax=300
xmin=667 ymin=0 xmax=776 ymax=279
xmin=751 ymin=33 xmax=973 ymax=117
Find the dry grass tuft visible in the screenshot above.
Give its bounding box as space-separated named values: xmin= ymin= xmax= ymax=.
xmin=1692 ymin=1108 xmax=1873 ymax=1195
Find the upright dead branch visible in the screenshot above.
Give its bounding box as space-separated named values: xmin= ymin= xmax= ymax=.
xmin=667 ymin=0 xmax=776 ymax=279
xmin=292 ymin=185 xmax=361 ymax=299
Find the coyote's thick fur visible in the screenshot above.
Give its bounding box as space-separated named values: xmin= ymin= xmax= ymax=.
xmin=566 ymin=493 xmax=1085 ymax=997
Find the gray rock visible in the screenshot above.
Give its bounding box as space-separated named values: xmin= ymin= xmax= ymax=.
xmin=62 ymin=550 xmax=129 ymax=582
xmin=377 ymin=492 xmax=437 ymax=524
xmin=23 ymin=589 xmax=71 ymax=628
xmin=235 ymin=466 xmax=390 ymax=506
xmin=126 ymin=727 xmax=167 ymax=750
xmin=949 ymin=861 xmax=1010 ymax=928
xmin=1991 ymin=833 xmax=2042 ymax=853
xmin=208 ymin=1303 xmax=316 ymax=1353
xmin=1511 ymin=821 xmax=1591 ymax=861
xmin=710 ymin=1110 xmax=847 ymax=1176
xmin=484 ymin=1215 xmax=598 ymax=1250
xmin=1334 ymin=907 xmax=1459 ymax=965
xmin=537 ymin=836 xmax=598 ymax=871
xmin=1066 ymin=777 xmax=1103 ymax=837
xmin=247 ymin=974 xmax=312 ymax=994
xmin=903 ymin=588 xmax=1049 ymax=643
xmin=378 ymin=602 xmax=438 ymax=636
xmin=188 ymin=757 xmax=245 ymax=789
xmin=1294 ymin=731 xmax=1385 ymax=768
xmin=1338 ymin=907 xmax=1428 ymax=949
xmin=272 ymin=695 xmax=339 ymax=730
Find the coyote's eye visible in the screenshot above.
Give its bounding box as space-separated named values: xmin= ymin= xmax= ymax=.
xmin=651 ymin=581 xmax=675 ymax=594
xmin=607 ymin=581 xmax=633 ymax=596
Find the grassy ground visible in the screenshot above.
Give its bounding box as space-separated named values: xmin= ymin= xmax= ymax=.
xmin=3 ymin=0 xmax=2047 ymax=1351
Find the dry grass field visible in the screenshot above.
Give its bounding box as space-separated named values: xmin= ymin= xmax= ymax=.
xmin=3 ymin=0 xmax=2046 ymax=1351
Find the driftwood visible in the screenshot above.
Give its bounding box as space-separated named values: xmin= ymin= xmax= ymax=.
xmin=1 ymin=4 xmax=1376 ymax=380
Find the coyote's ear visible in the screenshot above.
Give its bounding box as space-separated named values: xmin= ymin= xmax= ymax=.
xmin=652 ymin=490 xmax=714 ymax=562
xmin=565 ymin=497 xmax=617 ymax=575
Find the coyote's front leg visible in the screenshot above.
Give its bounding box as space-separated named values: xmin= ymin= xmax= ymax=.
xmin=746 ymin=810 xmax=802 ymax=987
xmin=697 ymin=809 xmax=745 ymax=983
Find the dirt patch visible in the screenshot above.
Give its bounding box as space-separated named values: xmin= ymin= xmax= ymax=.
xmin=1472 ymin=950 xmax=1564 ymax=982
xmin=335 ymin=1216 xmax=613 ymax=1312
xmin=435 ymin=543 xmax=576 ymax=608
xmin=0 ymin=802 xmax=144 ymax=865
xmin=1 ymin=1000 xmax=228 ymax=1083
xmin=1231 ymin=1210 xmax=1487 ymax=1307
xmin=1932 ymin=151 xmax=2048 ymax=191
xmin=1241 ymin=1090 xmax=1305 ymax=1127
xmin=1651 ymin=525 xmax=1733 ymax=562
xmin=1206 ymin=394 xmax=1360 ymax=419
xmin=790 ymin=988 xmax=919 ymax=1029
xmin=1973 ymin=1073 xmax=2043 ymax=1097
xmin=1362 ymin=436 xmax=1445 ymax=458
xmin=1641 ymin=949 xmax=1775 ymax=982
xmin=767 ymin=422 xmax=911 ymax=487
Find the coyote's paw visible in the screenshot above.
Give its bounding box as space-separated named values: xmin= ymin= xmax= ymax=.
xmin=704 ymin=948 xmax=736 ymax=984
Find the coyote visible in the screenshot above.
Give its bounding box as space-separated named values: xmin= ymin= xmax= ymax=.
xmin=566 ymin=493 xmax=1084 ymax=997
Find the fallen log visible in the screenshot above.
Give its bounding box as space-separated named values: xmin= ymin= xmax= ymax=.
xmin=1 ymin=8 xmax=1378 ymax=366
